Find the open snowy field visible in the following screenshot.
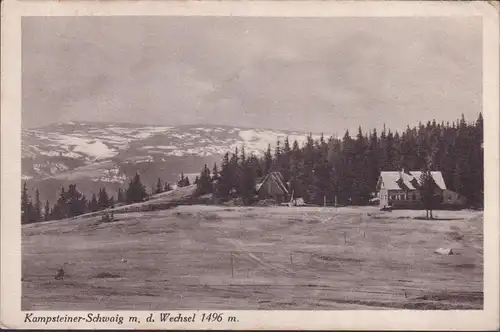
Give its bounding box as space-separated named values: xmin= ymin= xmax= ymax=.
xmin=22 ymin=206 xmax=483 ymax=310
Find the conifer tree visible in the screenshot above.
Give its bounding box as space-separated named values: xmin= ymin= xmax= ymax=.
xmin=21 ymin=182 xmax=33 ymax=224
xmin=44 ymin=200 xmax=51 ymax=221
xmin=178 ymin=173 xmax=186 ymax=188
xmin=419 ymin=165 xmax=438 ymax=219
xmin=67 ymin=184 xmax=87 ymax=217
xmin=51 ymin=187 xmax=68 ymax=220
xmin=196 ymin=164 xmax=213 ymax=195
xmin=98 ymin=188 xmax=110 ymax=211
xmin=89 ymin=193 xmax=99 ymax=212
xmin=216 ymin=152 xmax=232 ymax=200
xmin=240 ymin=159 xmax=257 ymax=205
xmin=281 ymin=136 xmax=292 ymax=182
xmin=273 ymin=139 xmax=282 ymax=173
xmin=126 ymin=173 xmax=148 ymax=203
xmin=212 ymin=163 xmax=219 ymax=183
xmin=264 ymin=144 xmax=273 ymax=175
xmin=33 ymin=189 xmax=42 ymax=222
xmin=117 ymin=188 xmax=124 ymax=203
xmin=155 ymin=178 xmax=163 ymax=194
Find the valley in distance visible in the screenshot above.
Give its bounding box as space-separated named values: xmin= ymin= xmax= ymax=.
xmin=22 ymin=115 xmax=484 ymax=310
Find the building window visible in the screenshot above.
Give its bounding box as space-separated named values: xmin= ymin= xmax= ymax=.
xmin=412 ymin=193 xmax=416 ymax=200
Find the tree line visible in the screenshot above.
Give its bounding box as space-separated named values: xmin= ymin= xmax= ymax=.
xmin=21 ymin=113 xmax=483 ymax=223
xmin=21 ymin=173 xmax=179 ymax=224
xmin=196 ymin=113 xmax=483 ymax=207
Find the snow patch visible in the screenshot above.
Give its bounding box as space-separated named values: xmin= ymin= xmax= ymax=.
xmin=165 ymin=150 xmax=185 ymax=157
xmin=39 ymin=150 xmax=62 ymax=157
xmin=195 ymin=128 xmax=214 ymax=132
xmin=54 ymin=135 xmax=117 ymax=159
xmin=140 ymin=145 xmax=177 ymax=151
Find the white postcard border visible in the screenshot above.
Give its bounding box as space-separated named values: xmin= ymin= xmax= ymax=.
xmin=1 ymin=1 xmax=499 ymax=330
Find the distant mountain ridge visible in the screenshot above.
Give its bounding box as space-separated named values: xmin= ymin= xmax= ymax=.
xmin=22 ymin=121 xmax=321 ymax=203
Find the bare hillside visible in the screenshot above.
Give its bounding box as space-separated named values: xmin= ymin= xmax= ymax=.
xmin=22 ymin=206 xmax=483 ymax=310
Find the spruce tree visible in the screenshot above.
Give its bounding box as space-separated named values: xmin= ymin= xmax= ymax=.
xmin=98 ymin=188 xmax=110 ymax=211
xmin=21 ymin=182 xmax=33 ymax=224
xmin=33 ymin=189 xmax=42 ymax=222
xmin=51 ymin=187 xmax=68 ymax=220
xmin=419 ymin=166 xmax=438 ymax=219
xmin=126 ymin=173 xmax=148 ymax=203
xmin=178 ymin=173 xmax=185 ymax=188
xmin=117 ymin=188 xmax=124 ymax=203
xmin=281 ymin=136 xmax=292 ymax=182
xmin=89 ymin=193 xmax=99 ymax=212
xmin=273 ymin=139 xmax=282 ymax=173
xmin=196 ymin=164 xmax=213 ymax=195
xmin=44 ymin=200 xmax=50 ymax=221
xmin=241 ymin=159 xmax=257 ymax=205
xmin=155 ymin=178 xmax=163 ymax=194
xmin=67 ymin=184 xmax=87 ymax=217
xmin=216 ymin=152 xmax=232 ymax=201
xmin=264 ymin=144 xmax=273 ymax=175
xmin=212 ymin=163 xmax=219 ymax=183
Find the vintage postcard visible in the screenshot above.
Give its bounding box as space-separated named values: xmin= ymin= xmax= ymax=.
xmin=1 ymin=0 xmax=499 ymax=330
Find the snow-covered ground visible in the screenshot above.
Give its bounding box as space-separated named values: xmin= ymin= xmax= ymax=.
xmin=22 ymin=122 xmax=322 ymax=181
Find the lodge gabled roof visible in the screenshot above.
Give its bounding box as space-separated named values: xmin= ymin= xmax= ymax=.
xmin=378 ymin=170 xmax=447 ymax=191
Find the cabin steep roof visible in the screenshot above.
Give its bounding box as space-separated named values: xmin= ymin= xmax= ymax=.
xmin=255 ymin=171 xmax=289 ymax=195
xmin=378 ymin=170 xmax=446 ymax=191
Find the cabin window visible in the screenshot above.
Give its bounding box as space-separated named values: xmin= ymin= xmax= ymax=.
xmin=412 ymin=193 xmax=416 ymax=200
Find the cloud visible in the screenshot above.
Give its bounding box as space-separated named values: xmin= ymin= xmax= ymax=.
xmin=22 ymin=16 xmax=481 ymax=133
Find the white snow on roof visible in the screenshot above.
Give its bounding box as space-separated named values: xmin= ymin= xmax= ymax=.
xmin=379 ymin=170 xmax=447 ymax=190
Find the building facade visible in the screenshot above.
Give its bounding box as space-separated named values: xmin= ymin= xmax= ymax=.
xmin=255 ymin=172 xmax=290 ymax=204
xmin=376 ymin=169 xmax=447 ymax=209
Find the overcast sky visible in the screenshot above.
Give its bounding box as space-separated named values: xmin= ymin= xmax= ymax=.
xmin=22 ymin=16 xmax=482 ymax=134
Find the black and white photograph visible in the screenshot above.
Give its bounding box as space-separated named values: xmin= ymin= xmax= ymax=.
xmin=1 ymin=0 xmax=499 ymax=330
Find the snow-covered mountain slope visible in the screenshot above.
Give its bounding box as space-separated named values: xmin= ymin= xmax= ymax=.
xmin=22 ymin=122 xmax=320 ymax=202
